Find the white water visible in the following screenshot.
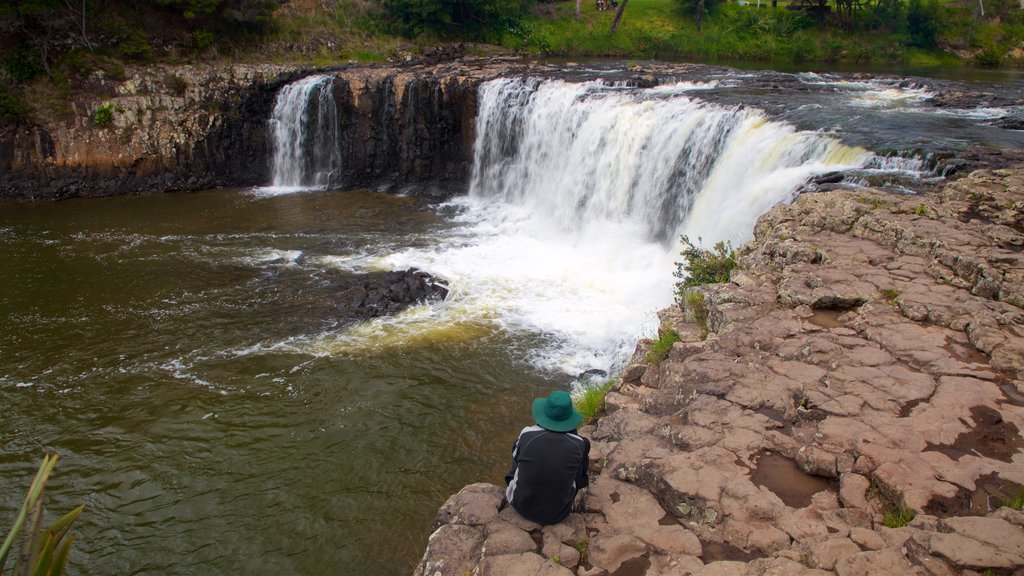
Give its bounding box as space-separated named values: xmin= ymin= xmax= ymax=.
xmin=267 ymin=74 xmax=342 ymax=190
xmin=265 ymin=77 xmax=876 ymax=378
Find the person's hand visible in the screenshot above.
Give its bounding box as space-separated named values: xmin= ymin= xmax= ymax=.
xmin=572 ymin=488 xmax=587 ymax=513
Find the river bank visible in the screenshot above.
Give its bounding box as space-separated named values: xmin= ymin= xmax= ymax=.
xmin=416 ymin=167 xmax=1024 ymax=575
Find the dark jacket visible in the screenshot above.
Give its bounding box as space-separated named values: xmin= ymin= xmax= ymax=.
xmin=504 ymin=425 xmax=590 ymax=525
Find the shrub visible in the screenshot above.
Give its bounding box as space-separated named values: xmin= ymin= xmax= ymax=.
xmin=0 ymin=84 xmax=27 ymax=122
xmin=907 ymin=0 xmax=940 ymax=48
xmin=164 ymin=73 xmax=188 ymax=96
xmin=193 ymin=28 xmax=216 ymax=51
xmin=674 ymin=235 xmax=738 ymax=291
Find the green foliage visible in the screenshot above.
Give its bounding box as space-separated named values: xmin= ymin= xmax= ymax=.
xmin=93 ymin=102 xmax=114 ymax=126
xmin=1 ymin=44 xmax=44 ymax=83
xmin=860 ymin=0 xmax=907 ymax=33
xmin=573 ymin=380 xmax=614 ymax=424
xmin=882 ymin=506 xmax=915 ymax=528
xmin=674 ymin=235 xmax=738 ymax=290
xmin=1 ymin=454 xmax=85 ymax=576
xmin=646 ymin=329 xmax=680 ymax=363
xmin=1006 ymin=489 xmax=1024 ymax=510
xmin=382 ymin=0 xmax=531 ymax=40
xmin=154 ymin=0 xmax=222 ymax=19
xmin=164 ymin=73 xmax=188 ymax=96
xmin=906 ymin=0 xmax=940 ymax=48
xmin=574 ymin=538 xmax=590 ymax=565
xmin=880 ymin=288 xmax=901 ymax=302
xmin=0 ymin=84 xmax=27 ymax=122
xmin=193 ymin=28 xmax=215 ymax=51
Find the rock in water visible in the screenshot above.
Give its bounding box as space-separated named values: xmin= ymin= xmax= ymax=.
xmin=340 ymin=268 xmax=448 ymax=320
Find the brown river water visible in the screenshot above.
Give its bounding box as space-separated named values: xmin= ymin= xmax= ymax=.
xmin=0 ymin=188 xmax=558 ymax=575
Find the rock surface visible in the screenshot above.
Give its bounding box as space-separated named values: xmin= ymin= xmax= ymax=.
xmin=416 ymin=168 xmax=1024 ymax=575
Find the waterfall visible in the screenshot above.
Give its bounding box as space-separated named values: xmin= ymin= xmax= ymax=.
xmin=469 ymin=78 xmax=871 ymax=246
xmin=268 ymin=74 xmax=342 ymax=189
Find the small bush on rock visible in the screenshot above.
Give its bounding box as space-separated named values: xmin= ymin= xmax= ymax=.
xmin=646 ymin=329 xmax=680 ymax=363
xmin=674 ymin=235 xmax=738 ymax=292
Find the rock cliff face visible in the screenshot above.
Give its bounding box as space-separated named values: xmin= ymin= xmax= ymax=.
xmin=416 ymin=168 xmax=1024 ymax=576
xmin=0 ymin=61 xmax=498 ymax=200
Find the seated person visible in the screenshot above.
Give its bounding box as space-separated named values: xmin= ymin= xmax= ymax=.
xmin=504 ymin=391 xmax=591 ymax=525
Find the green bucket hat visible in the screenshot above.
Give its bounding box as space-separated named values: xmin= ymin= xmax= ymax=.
xmin=532 ymin=391 xmax=584 ymax=432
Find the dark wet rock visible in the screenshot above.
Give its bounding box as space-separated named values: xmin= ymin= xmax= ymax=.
xmin=338 ymin=268 xmax=448 ymax=320
xmin=995 ymin=116 xmax=1024 ymax=131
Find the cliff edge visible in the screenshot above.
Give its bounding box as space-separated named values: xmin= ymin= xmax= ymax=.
xmin=415 ymin=167 xmax=1024 ymax=576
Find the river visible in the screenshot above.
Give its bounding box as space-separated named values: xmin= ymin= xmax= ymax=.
xmin=1 ymin=63 xmax=1022 ymax=575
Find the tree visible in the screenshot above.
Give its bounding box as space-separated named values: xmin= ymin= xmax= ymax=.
xmin=675 ymin=0 xmax=723 ymax=31
xmin=610 ymin=0 xmax=629 ymax=31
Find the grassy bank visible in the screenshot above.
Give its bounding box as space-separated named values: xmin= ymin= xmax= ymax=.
xmin=506 ymin=0 xmax=1006 ymax=66
xmin=2 ymin=0 xmax=1021 ymax=125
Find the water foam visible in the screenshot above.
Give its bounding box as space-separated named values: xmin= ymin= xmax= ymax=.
xmin=254 ymin=75 xmax=877 ymax=377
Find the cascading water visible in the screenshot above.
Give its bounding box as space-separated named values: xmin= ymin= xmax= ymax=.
xmin=318 ymin=77 xmax=877 ymax=378
xmin=469 ymin=78 xmax=871 ymax=245
xmin=268 ymin=74 xmax=342 ymax=189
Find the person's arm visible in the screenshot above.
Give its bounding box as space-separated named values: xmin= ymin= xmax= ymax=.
xmin=504 ymin=436 xmax=521 ymax=486
xmin=575 ymin=437 xmax=591 ymax=489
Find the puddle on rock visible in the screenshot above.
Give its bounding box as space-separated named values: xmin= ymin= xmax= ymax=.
xmin=999 ymin=381 xmax=1024 ymax=407
xmin=923 ymin=405 xmax=1024 ymax=463
xmin=806 ymin=309 xmax=844 ymax=329
xmin=750 ymin=451 xmax=837 ymax=509
xmin=756 ymin=406 xmax=792 ymax=433
xmin=659 ymin=513 xmax=678 ymax=526
xmin=925 ymin=472 xmax=1024 ymax=517
xmin=609 ymin=555 xmax=651 ymax=576
xmin=701 ymin=540 xmax=764 ymax=562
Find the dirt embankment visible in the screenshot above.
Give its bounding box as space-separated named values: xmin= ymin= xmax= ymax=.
xmin=416 ymin=168 xmax=1024 ymax=576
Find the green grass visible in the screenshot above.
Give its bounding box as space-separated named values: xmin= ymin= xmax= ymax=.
xmin=1006 ymin=489 xmax=1024 ymax=510
xmin=682 ymin=290 xmax=710 ymax=339
xmin=882 ymin=506 xmax=915 ymax=528
xmin=573 ymin=380 xmax=614 ymax=424
xmin=574 ymin=537 xmax=590 ymax=565
xmin=880 ymin=288 xmax=901 ymax=302
xmin=646 ymin=329 xmax=681 ymax=363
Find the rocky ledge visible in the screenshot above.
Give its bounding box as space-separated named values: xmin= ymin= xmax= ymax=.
xmin=415 ymin=167 xmax=1024 ymax=576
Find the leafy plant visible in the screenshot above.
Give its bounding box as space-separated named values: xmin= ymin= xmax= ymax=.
xmin=674 ymin=235 xmax=738 ymax=291
xmin=92 ymin=103 xmax=115 ymax=127
xmin=646 ymin=329 xmax=680 ymax=363
xmin=1 ymin=454 xmax=85 ymax=576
